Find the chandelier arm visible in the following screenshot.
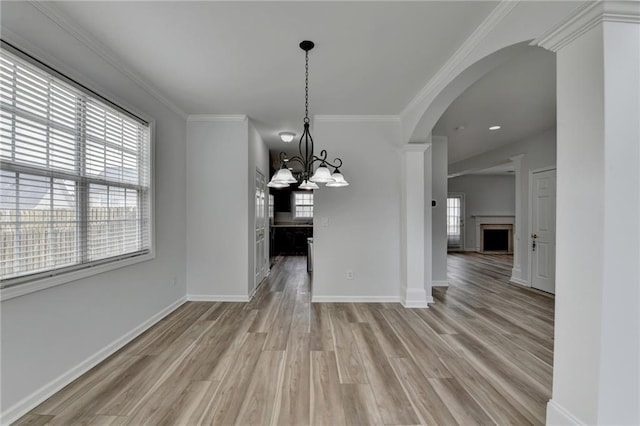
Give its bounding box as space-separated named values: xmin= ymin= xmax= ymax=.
xmin=311 ymin=156 xmax=343 ymax=169
xmin=287 ymin=156 xmax=305 ymax=167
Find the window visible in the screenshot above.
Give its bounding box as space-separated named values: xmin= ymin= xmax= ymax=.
xmin=0 ymin=44 xmax=152 ymax=290
xmin=447 ymin=195 xmax=463 ymax=249
xmin=268 ymin=194 xmax=274 ymax=221
xmin=293 ymin=192 xmax=313 ymax=219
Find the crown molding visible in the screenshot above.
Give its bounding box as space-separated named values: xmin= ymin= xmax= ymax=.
xmin=29 ymin=1 xmax=188 ymax=120
xmin=187 ymin=114 xmax=248 ymax=122
xmin=314 ymin=115 xmax=401 ymax=123
xmin=401 ymin=0 xmax=519 ymax=117
xmin=536 ymin=1 xmax=640 ymax=52
xmin=402 ymin=143 xmax=431 ymax=153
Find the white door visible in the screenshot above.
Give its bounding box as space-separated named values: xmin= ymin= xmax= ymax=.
xmin=447 ymin=195 xmax=464 ymax=250
xmin=531 ymin=169 xmax=556 ymax=294
xmin=255 ymin=171 xmax=267 ymax=289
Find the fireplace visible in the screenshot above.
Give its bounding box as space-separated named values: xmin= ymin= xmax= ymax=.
xmin=473 ymin=215 xmax=515 ymax=253
xmin=480 ymin=224 xmax=513 ymax=253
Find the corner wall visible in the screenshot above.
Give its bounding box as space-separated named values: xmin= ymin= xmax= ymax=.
xmin=431 ymin=136 xmax=448 ymax=285
xmin=186 ymin=117 xmax=250 ymax=300
xmin=312 ymin=117 xmax=403 ymax=302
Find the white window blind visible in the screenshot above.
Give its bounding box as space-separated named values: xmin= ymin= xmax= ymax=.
xmin=0 ymin=44 xmax=151 ymax=288
xmin=293 ymin=192 xmax=313 ymax=218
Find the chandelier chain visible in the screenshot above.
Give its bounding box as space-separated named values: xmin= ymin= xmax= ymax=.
xmin=304 ymin=50 xmax=309 ymax=123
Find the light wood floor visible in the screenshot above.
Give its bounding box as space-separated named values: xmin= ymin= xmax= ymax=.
xmin=15 ymin=253 xmax=554 ymax=426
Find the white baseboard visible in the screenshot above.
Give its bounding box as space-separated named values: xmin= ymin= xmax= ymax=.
xmin=311 ymin=295 xmax=401 ymax=303
xmin=432 ymin=280 xmax=449 ymax=287
xmin=1 ymin=296 xmax=186 ymax=425
xmin=510 ymin=276 xmax=530 ymax=287
xmin=187 ymin=294 xmax=250 ymax=302
xmin=546 ymin=399 xmax=585 ymax=425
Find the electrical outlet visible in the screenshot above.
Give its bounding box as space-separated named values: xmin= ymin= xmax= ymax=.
xmin=346 ymin=270 xmax=354 ymax=280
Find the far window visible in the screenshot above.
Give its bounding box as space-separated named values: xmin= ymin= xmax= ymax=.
xmin=293 ymin=192 xmax=313 ymax=219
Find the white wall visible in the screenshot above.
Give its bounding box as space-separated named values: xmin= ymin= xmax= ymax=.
xmin=448 ymin=174 xmax=515 ymax=251
xmin=312 ymin=117 xmax=403 ymax=301
xmin=449 ymin=127 xmax=556 ymax=284
xmin=0 ymin=2 xmax=187 ymax=418
xmin=186 ymin=117 xmax=250 ymax=299
xmin=431 ymin=136 xmax=448 ymax=284
xmin=248 ymin=120 xmax=270 ymax=294
xmin=546 ymin=7 xmax=640 ymax=424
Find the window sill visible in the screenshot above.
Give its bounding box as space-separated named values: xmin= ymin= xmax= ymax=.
xmin=0 ymin=252 xmax=155 ymax=302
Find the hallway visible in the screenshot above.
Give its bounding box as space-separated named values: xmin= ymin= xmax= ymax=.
xmin=16 ymin=254 xmax=554 ymax=425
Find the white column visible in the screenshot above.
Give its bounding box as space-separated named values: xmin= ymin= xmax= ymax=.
xmin=509 ymin=154 xmax=525 ymax=284
xmin=537 ymin=2 xmax=640 ymax=424
xmin=401 ymin=144 xmax=432 ymax=307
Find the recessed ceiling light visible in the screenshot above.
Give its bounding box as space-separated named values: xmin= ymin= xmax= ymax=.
xmin=279 ymin=132 xmax=296 ymax=143
xmin=489 ymin=125 xmax=501 ymax=130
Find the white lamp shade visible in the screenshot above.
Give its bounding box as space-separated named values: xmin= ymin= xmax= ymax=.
xmin=299 ymin=180 xmax=319 ymax=190
xmin=310 ymin=165 xmax=334 ymax=183
xmin=268 ymin=179 xmax=289 ymax=188
xmin=279 ymin=132 xmax=296 ymax=143
xmin=274 ymin=168 xmax=297 ymax=183
xmin=326 ymin=171 xmax=349 ymax=187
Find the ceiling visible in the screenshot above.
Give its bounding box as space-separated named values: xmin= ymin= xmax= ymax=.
xmin=48 ymin=1 xmax=497 ymax=148
xmin=433 ymin=47 xmax=556 ymax=164
xmin=37 ymin=2 xmax=556 ymax=163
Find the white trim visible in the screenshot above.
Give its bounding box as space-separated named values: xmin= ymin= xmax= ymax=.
xmin=510 ymin=276 xmax=530 ymax=287
xmin=400 ymin=287 xmax=432 ymax=308
xmin=0 ymin=296 xmax=186 ymax=425
xmin=187 ymin=294 xmax=250 ymax=302
xmin=402 ymin=143 xmax=431 ymax=153
xmin=510 ymin=154 xmax=524 ymax=277
xmin=510 ymin=267 xmax=526 ymax=286
xmin=546 ymin=399 xmax=586 ymax=425
xmin=28 ymin=1 xmax=188 ymax=120
xmin=312 ymin=295 xmax=402 ymax=304
xmin=535 ymin=1 xmax=640 ymax=52
xmin=0 ymin=253 xmax=155 ymax=302
xmin=401 ymin=1 xmax=518 ymax=117
xmin=432 ymin=280 xmax=449 ymax=287
xmin=314 ymin=115 xmax=401 ymax=123
xmin=187 ymin=114 xmax=248 ymax=122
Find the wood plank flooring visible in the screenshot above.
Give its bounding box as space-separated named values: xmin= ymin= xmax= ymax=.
xmin=15 ymin=253 xmax=554 ymax=425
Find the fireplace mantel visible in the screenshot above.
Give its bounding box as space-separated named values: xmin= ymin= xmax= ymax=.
xmin=473 ymin=215 xmax=515 ymax=252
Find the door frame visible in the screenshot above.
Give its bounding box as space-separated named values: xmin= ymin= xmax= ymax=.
xmin=254 ymin=169 xmax=268 ymax=293
xmin=528 ymin=166 xmax=556 ymax=288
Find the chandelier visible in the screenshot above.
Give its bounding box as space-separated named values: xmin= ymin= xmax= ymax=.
xmin=268 ymin=40 xmax=348 ymax=190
